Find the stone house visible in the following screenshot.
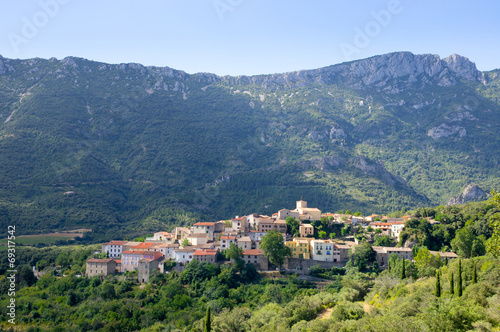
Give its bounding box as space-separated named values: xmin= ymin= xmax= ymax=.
xmin=242 ymin=249 xmax=269 ymax=270
xmin=237 ymin=236 xmax=253 ymax=250
xmin=86 ymin=259 xmax=118 ymax=277
xmin=192 ymin=222 xmax=216 ymax=241
xmin=299 ymin=223 xmax=314 ymax=237
xmin=193 ymin=249 xmax=218 ymax=263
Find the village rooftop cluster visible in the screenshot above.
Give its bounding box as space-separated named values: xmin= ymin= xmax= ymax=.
xmin=86 ymin=200 xmax=458 ymax=282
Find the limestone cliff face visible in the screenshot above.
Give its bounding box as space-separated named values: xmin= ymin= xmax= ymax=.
xmin=447 ymin=184 xmax=488 ymax=205
xmin=221 ymin=52 xmax=485 ymax=90
xmin=0 ymin=51 xmax=486 ymax=91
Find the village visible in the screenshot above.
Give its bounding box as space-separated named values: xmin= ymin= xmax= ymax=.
xmin=86 ymin=199 xmax=458 ymax=282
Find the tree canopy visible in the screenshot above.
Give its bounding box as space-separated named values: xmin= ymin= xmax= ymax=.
xmin=260 ymin=230 xmax=291 ymax=270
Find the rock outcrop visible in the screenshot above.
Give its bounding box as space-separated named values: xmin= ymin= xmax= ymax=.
xmin=427 ymin=123 xmax=466 ymax=139
xmin=447 ymin=184 xmax=488 ymax=205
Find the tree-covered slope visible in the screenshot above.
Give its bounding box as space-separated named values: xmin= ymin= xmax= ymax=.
xmin=0 ymin=52 xmax=499 ymax=237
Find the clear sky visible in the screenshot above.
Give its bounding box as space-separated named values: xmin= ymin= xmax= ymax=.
xmin=1 ymin=0 xmax=499 ymax=76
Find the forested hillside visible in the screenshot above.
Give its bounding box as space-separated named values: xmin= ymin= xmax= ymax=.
xmin=0 ymin=52 xmax=499 ymax=237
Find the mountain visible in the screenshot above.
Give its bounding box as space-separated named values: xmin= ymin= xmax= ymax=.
xmin=0 ymin=52 xmax=499 ymax=239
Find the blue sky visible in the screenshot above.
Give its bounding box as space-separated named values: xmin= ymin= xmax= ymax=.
xmin=1 ymin=0 xmax=499 ymax=75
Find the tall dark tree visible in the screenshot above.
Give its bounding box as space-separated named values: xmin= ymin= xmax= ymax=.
xmin=472 ymin=262 xmax=477 ymax=284
xmin=458 ymin=259 xmax=463 ymax=297
xmin=204 ymin=306 xmax=211 ymax=332
xmin=401 ymin=258 xmax=406 ymax=279
xmin=435 ymin=270 xmax=441 ymax=297
xmin=450 ymin=272 xmax=455 ymax=295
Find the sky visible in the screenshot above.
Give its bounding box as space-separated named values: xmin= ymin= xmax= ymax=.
xmin=1 ymin=0 xmax=499 ymax=76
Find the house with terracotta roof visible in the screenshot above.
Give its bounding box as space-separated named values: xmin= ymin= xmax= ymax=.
xmin=86 ymin=258 xmax=118 ymax=277
xmin=101 ymin=241 xmax=126 ymax=258
xmin=242 ymin=249 xmax=268 ymax=270
xmin=365 ymin=214 xmax=381 ymax=222
xmin=370 ymin=222 xmax=392 ymax=236
xmin=122 ymin=241 xmax=142 ymax=252
xmin=192 ymin=222 xmax=216 ymax=241
xmin=146 ymin=231 xmax=175 ymax=243
xmin=193 ymin=249 xmax=218 ymax=263
xmin=220 ymin=235 xmax=236 ymax=250
xmin=129 ymin=242 xmax=156 ymax=251
xmin=121 ymin=251 xmax=164 ymax=272
xmin=231 ymin=216 xmax=247 ymax=232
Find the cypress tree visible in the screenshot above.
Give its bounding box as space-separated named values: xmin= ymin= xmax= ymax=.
xmin=450 ymin=272 xmax=454 ymax=295
xmin=445 ymin=256 xmax=448 ymax=266
xmin=473 ymin=262 xmax=477 ymax=284
xmin=401 ymin=258 xmax=406 ymax=279
xmin=458 ymin=259 xmax=463 ymax=297
xmin=435 ymin=270 xmax=441 ymax=297
xmin=204 ymin=306 xmax=211 ymax=332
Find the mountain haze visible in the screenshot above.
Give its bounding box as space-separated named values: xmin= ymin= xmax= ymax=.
xmin=0 ymin=52 xmax=499 ymax=238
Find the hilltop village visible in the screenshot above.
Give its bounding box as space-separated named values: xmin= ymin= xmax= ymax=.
xmin=86 ymin=200 xmax=458 ymax=282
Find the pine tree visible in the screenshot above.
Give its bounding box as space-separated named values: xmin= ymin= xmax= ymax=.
xmin=401 ymin=258 xmax=406 ymax=279
xmin=458 ymin=259 xmax=463 ymax=297
xmin=435 ymin=270 xmax=441 ymax=297
xmin=472 ymin=262 xmax=477 ymax=284
xmin=450 ymin=272 xmax=454 ymax=295
xmin=204 ymin=306 xmax=211 ymax=332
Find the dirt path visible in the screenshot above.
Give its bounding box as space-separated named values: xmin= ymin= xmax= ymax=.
xmin=317 ymin=307 xmax=333 ymax=320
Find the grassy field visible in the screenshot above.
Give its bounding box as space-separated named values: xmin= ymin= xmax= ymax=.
xmin=0 ymin=232 xmax=84 ymax=246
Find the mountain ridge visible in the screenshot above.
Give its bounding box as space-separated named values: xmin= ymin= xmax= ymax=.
xmin=0 ymin=51 xmax=498 ymax=239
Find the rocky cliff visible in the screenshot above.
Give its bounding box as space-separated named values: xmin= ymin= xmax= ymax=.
xmin=447 ymin=184 xmax=488 ymax=205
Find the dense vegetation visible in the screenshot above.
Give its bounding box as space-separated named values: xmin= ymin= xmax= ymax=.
xmin=0 ymin=53 xmax=499 ymax=238
xmin=0 ymin=247 xmax=498 ymax=331
xmin=0 ymin=195 xmax=499 ymax=331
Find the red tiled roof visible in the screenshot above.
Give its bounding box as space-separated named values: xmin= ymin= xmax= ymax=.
xmin=193 ymin=249 xmax=218 ymax=256
xmin=194 ymin=222 xmax=216 ymax=226
xmin=102 ymin=240 xmax=127 ymax=245
xmin=131 ymin=242 xmax=156 ymax=250
xmin=122 ymin=251 xmax=164 ymax=260
xmin=113 ymin=259 xmax=121 ymax=264
xmin=221 ymin=236 xmax=236 ymax=240
xmin=242 ymin=249 xmax=263 ymax=256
